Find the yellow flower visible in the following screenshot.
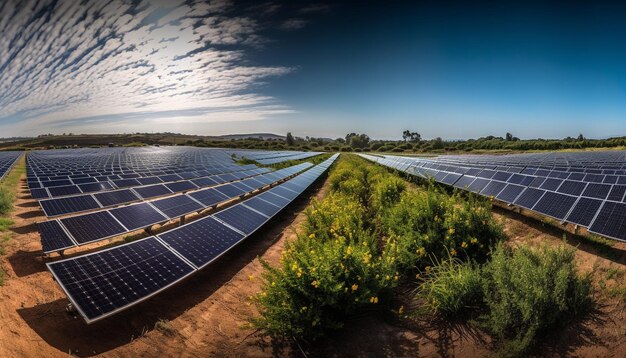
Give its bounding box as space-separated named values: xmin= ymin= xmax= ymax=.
xmin=311 ymin=280 xmax=319 ymax=288
xmin=309 ymin=233 xmax=315 ymax=239
xmin=398 ymin=305 xmax=404 ymax=314
xmin=369 ymin=296 xmax=379 ymax=304
xmin=425 ymin=266 xmax=431 ymax=273
xmin=448 ymin=227 xmax=455 ymax=235
xmin=450 ymin=248 xmax=457 ymax=256
xmin=415 ymin=273 xmax=421 ymax=279
xmin=351 ymin=284 xmax=358 ymax=291
xmin=248 ymin=275 xmax=255 ymax=281
xmin=471 ymin=238 xmax=478 ymax=244
xmin=461 ymin=242 xmax=468 ymax=248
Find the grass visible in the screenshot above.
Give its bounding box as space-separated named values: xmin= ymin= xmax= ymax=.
xmin=154 ymin=319 xmax=176 ymax=336
xmin=0 ymin=155 xmax=24 ymax=285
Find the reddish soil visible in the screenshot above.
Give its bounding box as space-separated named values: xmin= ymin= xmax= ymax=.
xmin=1 ymin=167 xmax=626 ymax=357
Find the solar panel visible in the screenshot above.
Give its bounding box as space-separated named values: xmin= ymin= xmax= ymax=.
xmin=191 ymin=177 xmax=217 ymax=187
xmin=507 ymin=174 xmax=534 ymax=186
xmin=158 ymin=216 xmax=245 ymax=268
xmin=133 ymin=184 xmax=172 ymax=199
xmin=151 ymin=195 xmax=204 ymax=218
xmin=164 ymin=181 xmax=197 ymax=193
xmin=61 ymin=211 xmax=127 ymax=244
xmin=608 ymin=185 xmax=626 ymax=202
xmin=589 ymin=201 xmax=626 ymax=241
xmin=480 ymin=181 xmax=507 ymax=197
xmin=214 ymin=204 xmax=269 ymax=235
xmin=110 ymin=203 xmax=167 ymax=231
xmin=39 ymin=220 xmax=76 ymax=253
xmin=40 ymin=195 xmax=101 ymax=217
xmin=532 ymin=192 xmax=577 ymax=220
xmin=453 ymin=176 xmax=475 ymax=189
xmin=269 ymin=186 xmax=299 ymax=200
xmin=215 ymin=183 xmax=248 ymax=198
xmin=47 ymin=237 xmax=195 ymax=323
xmin=243 ymin=197 xmax=283 ymax=217
xmin=256 ymin=191 xmax=291 ymax=208
xmin=495 ymin=184 xmax=525 ymax=203
xmin=513 ymin=188 xmax=546 ymax=209
xmin=112 ymin=178 xmax=141 ymax=188
xmin=539 ymin=178 xmax=563 ymax=191
xmin=188 ymin=188 xmax=228 ymax=207
xmin=582 ymin=183 xmax=611 ymax=200
xmin=565 ymin=197 xmax=603 ymax=227
xmin=467 ymin=178 xmax=490 ymax=193
xmin=441 ymin=173 xmax=462 ymax=185
xmin=136 ymin=177 xmax=162 ymax=185
xmin=158 ymin=174 xmax=182 ymax=182
xmin=94 ymin=189 xmax=140 ymax=207
xmin=30 ymin=188 xmax=49 ymax=199
xmin=78 ymin=182 xmax=114 ymax=193
xmin=556 ymin=180 xmax=587 ymax=196
xmin=48 ymin=185 xmax=82 ymax=197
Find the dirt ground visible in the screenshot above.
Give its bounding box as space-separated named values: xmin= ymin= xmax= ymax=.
xmin=2 ymin=168 xmax=626 ymax=357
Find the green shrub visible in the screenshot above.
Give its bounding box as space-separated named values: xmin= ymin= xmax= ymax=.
xmin=381 ymin=190 xmax=505 ymax=272
xmin=371 ymin=176 xmax=406 ymax=209
xmin=416 ymin=255 xmax=482 ymax=317
xmin=0 ymin=188 xmax=13 ymax=215
xmin=481 ymin=243 xmax=593 ymax=356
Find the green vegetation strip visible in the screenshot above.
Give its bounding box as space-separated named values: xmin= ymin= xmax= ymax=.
xmin=251 ymin=154 xmax=593 ymax=356
xmin=0 ymin=155 xmax=24 ymax=285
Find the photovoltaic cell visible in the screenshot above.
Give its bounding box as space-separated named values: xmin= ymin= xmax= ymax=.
xmin=214 ymin=204 xmax=269 ymax=235
xmin=440 ymin=173 xmax=461 ymax=185
xmin=158 ymin=216 xmax=245 ymax=268
xmin=47 ymin=237 xmax=195 ymax=323
xmin=582 ymin=183 xmax=611 ymax=200
xmin=453 ymin=176 xmax=475 ymax=189
xmin=480 ymin=181 xmax=507 ymax=197
xmin=467 ymin=178 xmax=490 ymax=193
xmin=48 ymin=185 xmax=82 ymax=197
xmin=589 ymin=201 xmax=626 ymax=241
xmin=514 ymin=188 xmax=545 ymax=209
xmin=495 ymin=184 xmax=525 ymax=203
xmin=78 ymin=182 xmax=114 ymax=193
xmin=532 ymin=191 xmax=577 ymax=220
xmin=61 ymin=211 xmax=127 ymax=244
xmin=133 ymin=184 xmax=172 ymax=199
xmin=110 ymin=203 xmax=167 ymax=231
xmin=215 ymin=183 xmax=247 ymax=198
xmin=40 ymin=195 xmax=101 ymax=217
xmin=539 ymin=178 xmax=563 ymax=191
xmin=151 ymin=195 xmax=204 ymax=218
xmin=608 ymin=185 xmax=626 ymax=202
xmin=164 ymin=181 xmax=197 ymax=193
xmin=243 ymin=197 xmax=282 ymax=217
xmin=557 ymin=180 xmax=587 ymax=196
xmin=94 ymin=189 xmax=140 ymax=207
xmin=39 ymin=220 xmax=75 ymax=253
xmin=566 ymin=197 xmax=603 ymax=227
xmin=188 ymin=188 xmax=228 ymax=207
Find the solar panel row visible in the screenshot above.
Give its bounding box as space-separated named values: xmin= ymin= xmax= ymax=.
xmin=38 ymin=167 xmax=270 ymax=217
xmin=47 ymin=154 xmax=338 ymax=323
xmin=0 ymin=152 xmax=22 ymax=182
xmin=359 ymin=152 xmax=626 ymax=242
xmin=40 ymin=162 xmax=314 ymax=253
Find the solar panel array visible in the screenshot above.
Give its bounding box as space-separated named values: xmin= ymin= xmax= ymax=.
xmin=230 ymin=150 xmax=324 ymax=165
xmin=359 ymin=151 xmax=626 ymax=242
xmin=38 ymin=162 xmax=313 ymax=253
xmin=46 ymin=154 xmax=338 ymax=323
xmin=0 ymin=151 xmax=22 ymax=181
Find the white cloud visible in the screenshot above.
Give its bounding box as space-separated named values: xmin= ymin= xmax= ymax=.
xmin=0 ymin=0 xmax=292 ymax=136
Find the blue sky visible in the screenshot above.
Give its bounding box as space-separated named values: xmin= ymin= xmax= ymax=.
xmin=1 ymin=1 xmax=626 ymax=140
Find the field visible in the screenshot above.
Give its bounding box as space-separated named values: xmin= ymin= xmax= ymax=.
xmin=1 ymin=148 xmax=626 ymax=356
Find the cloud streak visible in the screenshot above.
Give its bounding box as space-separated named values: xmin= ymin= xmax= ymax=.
xmin=0 ymin=0 xmax=293 ymax=136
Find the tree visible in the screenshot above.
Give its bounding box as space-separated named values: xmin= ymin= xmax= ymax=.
xmin=506 ymin=132 xmax=513 ymax=141
xmin=577 ymin=133 xmax=585 ymax=141
xmin=403 ymin=130 xmax=421 ymax=142
xmin=286 ymin=132 xmax=295 ymax=146
xmin=347 ymin=133 xmax=370 ymax=149
xmin=403 ymin=130 xmax=411 ymax=142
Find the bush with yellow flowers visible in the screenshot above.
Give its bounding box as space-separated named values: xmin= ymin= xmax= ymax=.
xmin=380 ymin=188 xmax=505 ymax=273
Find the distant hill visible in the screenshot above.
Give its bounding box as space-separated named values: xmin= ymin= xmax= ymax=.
xmin=213 ymin=133 xmax=285 ymax=140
